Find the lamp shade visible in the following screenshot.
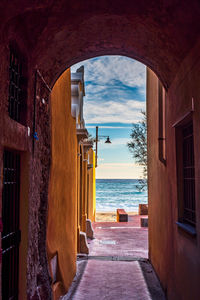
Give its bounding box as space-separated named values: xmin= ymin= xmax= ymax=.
xmin=105 ymin=137 xmax=111 ymax=143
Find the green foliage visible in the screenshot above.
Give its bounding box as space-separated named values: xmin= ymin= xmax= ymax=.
xmin=127 ymin=111 xmax=147 ymax=191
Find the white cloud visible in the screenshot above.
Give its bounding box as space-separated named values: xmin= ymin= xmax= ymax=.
xmin=96 ymin=163 xmax=144 ymax=179
xmin=71 ymin=55 xmax=146 ymax=89
xmin=98 ymin=163 xmax=139 ymax=167
xmin=84 ymin=99 xmax=146 ymax=123
xmin=99 ymin=138 xmax=129 ymax=149
xmin=86 ymin=126 xmax=132 ymax=129
xmin=71 ymin=55 xmax=146 ymax=124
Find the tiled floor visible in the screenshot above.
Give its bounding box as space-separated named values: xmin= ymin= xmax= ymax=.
xmin=88 ymin=215 xmax=148 ymax=258
xmin=62 ymin=215 xmax=166 ymax=300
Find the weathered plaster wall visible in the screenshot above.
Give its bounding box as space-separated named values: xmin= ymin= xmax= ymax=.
xmin=148 ymin=38 xmax=200 ymax=300
xmin=28 ymin=70 xmax=52 ymax=300
xmin=46 ymin=69 xmax=77 ymax=298
xmin=0 ymin=31 xmax=52 ymax=300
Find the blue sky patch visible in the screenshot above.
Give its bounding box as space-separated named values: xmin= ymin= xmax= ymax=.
xmin=71 ymin=56 xmax=146 ymax=178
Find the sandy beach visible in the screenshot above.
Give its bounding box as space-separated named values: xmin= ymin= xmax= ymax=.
xmin=95 ymin=211 xmax=138 ymax=222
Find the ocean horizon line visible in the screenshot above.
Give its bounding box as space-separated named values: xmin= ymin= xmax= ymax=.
xmin=96 ymin=178 xmax=145 ymax=180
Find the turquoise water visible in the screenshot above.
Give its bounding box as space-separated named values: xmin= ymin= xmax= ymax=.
xmin=96 ymin=179 xmax=148 ymax=212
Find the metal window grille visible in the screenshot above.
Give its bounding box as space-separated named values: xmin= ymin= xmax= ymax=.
xmin=182 ymin=122 xmax=196 ymax=226
xmin=2 ymin=151 xmax=21 ymax=300
xmin=8 ymin=49 xmax=24 ymax=123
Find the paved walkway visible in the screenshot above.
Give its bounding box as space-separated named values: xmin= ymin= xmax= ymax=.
xmin=62 ymin=216 xmax=166 ymax=300
xmin=89 ymin=215 xmax=148 ymax=258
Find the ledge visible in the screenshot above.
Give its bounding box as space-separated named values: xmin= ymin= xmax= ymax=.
xmin=76 ymin=128 xmax=88 ymax=142
xmin=176 ymin=221 xmax=196 ymax=236
xmin=83 ymin=141 xmax=93 ymax=152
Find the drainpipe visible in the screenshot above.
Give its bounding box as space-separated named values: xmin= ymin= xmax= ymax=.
xmin=158 ymin=81 xmax=166 ymax=165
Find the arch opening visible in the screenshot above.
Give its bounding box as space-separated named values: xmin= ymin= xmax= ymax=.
xmin=47 ymin=55 xmax=151 ymax=298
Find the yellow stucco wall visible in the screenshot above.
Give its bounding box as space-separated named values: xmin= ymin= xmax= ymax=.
xmin=46 ymin=68 xmax=77 ymax=297
xmin=82 ymin=151 xmax=88 ymax=231
xmin=78 ymin=144 xmax=85 ymax=232
xmin=92 ymin=150 xmax=96 ymax=221
xmin=87 ymin=149 xmax=96 ymax=222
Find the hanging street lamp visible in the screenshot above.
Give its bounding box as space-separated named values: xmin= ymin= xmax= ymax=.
xmin=95 ymin=126 xmax=111 ymax=167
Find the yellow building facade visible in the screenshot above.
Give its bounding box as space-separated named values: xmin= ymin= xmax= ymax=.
xmin=46 ymin=67 xmax=96 ymax=299
xmin=87 ymin=149 xmax=96 ymax=223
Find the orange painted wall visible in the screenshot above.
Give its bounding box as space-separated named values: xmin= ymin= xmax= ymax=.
xmin=46 ymin=68 xmax=77 ymax=297
xmin=147 ymin=40 xmax=200 ymax=300
xmin=77 ymin=144 xmax=81 ymax=252
xmin=147 ymin=69 xmax=172 ymax=293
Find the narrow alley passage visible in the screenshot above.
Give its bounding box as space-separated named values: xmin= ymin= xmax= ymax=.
xmin=62 ymin=216 xmax=165 ymax=300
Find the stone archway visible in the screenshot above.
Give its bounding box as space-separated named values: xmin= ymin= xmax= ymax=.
xmin=1 ymin=1 xmax=200 ymax=299
xmin=2 ymin=1 xmax=199 ymax=87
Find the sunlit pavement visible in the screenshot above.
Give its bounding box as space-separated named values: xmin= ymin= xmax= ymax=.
xmin=62 ymin=215 xmax=166 ymax=300
xmin=89 ymin=215 xmax=148 ymax=258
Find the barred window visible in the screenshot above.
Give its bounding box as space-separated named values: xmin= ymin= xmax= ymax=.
xmin=182 ymin=122 xmax=195 ymax=226
xmin=8 ymin=47 xmax=27 ymax=124
xmin=175 ymin=114 xmax=196 ymax=231
xmin=2 ymin=150 xmax=21 ymax=300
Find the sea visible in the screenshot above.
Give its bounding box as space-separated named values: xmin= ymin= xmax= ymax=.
xmin=96 ymin=179 xmax=148 ymax=213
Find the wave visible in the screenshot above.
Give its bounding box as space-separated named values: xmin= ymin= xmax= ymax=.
xmin=96 ymin=179 xmax=148 ymax=212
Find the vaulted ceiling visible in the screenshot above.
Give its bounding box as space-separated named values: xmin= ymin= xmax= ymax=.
xmin=1 ymin=0 xmax=200 ymax=88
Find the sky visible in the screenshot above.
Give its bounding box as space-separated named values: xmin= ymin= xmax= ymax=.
xmin=71 ymin=56 xmax=146 ymax=179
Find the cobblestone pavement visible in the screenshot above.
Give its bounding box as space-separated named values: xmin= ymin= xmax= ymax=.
xmin=62 ymin=216 xmax=166 ymax=300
